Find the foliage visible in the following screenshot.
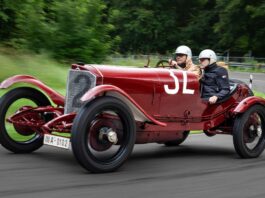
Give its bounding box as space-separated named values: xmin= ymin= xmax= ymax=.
xmin=214 ymin=0 xmax=265 ymax=56
xmin=0 ymin=0 xmax=114 ymax=62
xmin=106 ymin=0 xmax=265 ymax=56
xmin=0 ymin=0 xmax=265 ymax=59
xmin=106 ymin=0 xmax=205 ymax=54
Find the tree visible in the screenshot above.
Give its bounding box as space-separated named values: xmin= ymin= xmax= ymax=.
xmin=214 ymin=0 xmax=265 ymax=56
xmin=0 ymin=0 xmax=115 ymax=62
xmin=107 ymin=0 xmax=204 ymax=54
xmin=48 ymin=0 xmax=114 ymax=62
xmin=1 ymin=0 xmax=265 ymax=57
xmin=180 ymin=0 xmax=219 ymax=55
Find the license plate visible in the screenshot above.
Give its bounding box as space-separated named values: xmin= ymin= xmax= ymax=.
xmin=43 ymin=134 xmax=71 ymax=150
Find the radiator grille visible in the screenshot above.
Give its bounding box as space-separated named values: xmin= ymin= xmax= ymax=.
xmin=64 ymin=69 xmax=96 ymax=114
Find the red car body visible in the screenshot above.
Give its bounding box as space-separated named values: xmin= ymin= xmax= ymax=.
xmin=1 ymin=63 xmax=265 ymax=172
xmin=1 ymin=64 xmax=261 ymax=135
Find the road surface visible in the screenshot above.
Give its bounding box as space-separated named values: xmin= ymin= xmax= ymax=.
xmin=230 ymin=71 xmax=265 ymax=92
xmin=0 ymin=134 xmax=265 ymax=198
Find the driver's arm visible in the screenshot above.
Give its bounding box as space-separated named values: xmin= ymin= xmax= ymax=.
xmin=168 ymin=59 xmax=177 ymax=66
xmin=188 ymin=65 xmax=202 ymax=79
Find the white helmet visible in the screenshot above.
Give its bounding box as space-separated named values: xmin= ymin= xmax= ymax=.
xmin=199 ymin=49 xmax=217 ymax=65
xmin=175 ymin=45 xmax=192 ymax=58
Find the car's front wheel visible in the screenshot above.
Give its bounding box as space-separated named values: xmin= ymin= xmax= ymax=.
xmin=71 ymin=96 xmax=136 ymax=173
xmin=0 ymin=87 xmax=51 ymax=153
xmin=233 ymin=105 xmax=265 ymax=158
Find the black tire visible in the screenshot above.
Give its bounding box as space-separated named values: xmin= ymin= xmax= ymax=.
xmin=233 ymin=104 xmax=265 ymax=158
xmin=164 ymin=131 xmax=190 ymax=146
xmin=71 ymin=96 xmax=136 ymax=173
xmin=0 ymin=87 xmax=51 ymax=153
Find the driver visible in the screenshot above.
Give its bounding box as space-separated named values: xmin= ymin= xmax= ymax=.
xmin=168 ymin=45 xmax=201 ymax=78
xmin=199 ymin=49 xmax=230 ymax=104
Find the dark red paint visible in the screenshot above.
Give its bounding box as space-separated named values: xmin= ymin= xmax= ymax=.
xmin=1 ymin=63 xmax=265 ymax=144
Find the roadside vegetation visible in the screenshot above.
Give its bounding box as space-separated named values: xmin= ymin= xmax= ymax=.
xmin=1 ymin=0 xmax=265 ymax=62
xmin=229 ymin=66 xmax=265 ymax=73
xmin=0 ymin=48 xmax=67 ymax=95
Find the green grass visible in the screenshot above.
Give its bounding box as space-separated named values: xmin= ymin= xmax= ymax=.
xmin=253 ymin=91 xmax=265 ymax=98
xmin=0 ymin=48 xmax=68 ymax=92
xmin=229 ymin=64 xmax=265 ymax=73
xmin=191 ymin=131 xmax=203 ymax=134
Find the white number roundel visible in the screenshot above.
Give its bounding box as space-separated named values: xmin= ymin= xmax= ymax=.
xmin=164 ymin=70 xmax=194 ymax=95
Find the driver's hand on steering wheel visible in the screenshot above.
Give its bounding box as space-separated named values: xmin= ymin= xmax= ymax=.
xmin=168 ymin=59 xmax=177 ymax=67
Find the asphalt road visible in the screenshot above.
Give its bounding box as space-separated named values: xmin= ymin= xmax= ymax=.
xmin=229 ymin=71 xmax=265 ymax=92
xmin=1 ymin=134 xmax=265 ymax=198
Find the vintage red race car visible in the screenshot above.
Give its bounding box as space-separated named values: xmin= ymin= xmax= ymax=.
xmin=0 ymin=62 xmax=265 ymax=173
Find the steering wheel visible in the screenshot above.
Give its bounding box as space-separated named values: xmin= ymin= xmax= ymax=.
xmin=155 ymin=60 xmax=176 ymax=69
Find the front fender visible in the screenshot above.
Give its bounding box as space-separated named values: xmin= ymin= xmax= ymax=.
xmin=0 ymin=75 xmax=64 ymax=106
xmin=233 ymin=96 xmax=265 ymax=114
xmin=80 ymin=84 xmax=166 ymax=127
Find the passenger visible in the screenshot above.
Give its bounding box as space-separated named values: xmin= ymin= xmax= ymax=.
xmin=217 ymin=61 xmax=229 ymax=70
xmin=199 ymin=49 xmax=230 ymax=104
xmin=169 ymin=45 xmax=201 ymax=79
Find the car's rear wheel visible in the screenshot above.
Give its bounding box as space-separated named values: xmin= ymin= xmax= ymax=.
xmin=0 ymin=87 xmax=51 ymax=153
xmin=233 ymin=105 xmax=265 ymax=158
xmin=71 ymin=96 xmax=136 ymax=173
xmin=164 ymin=131 xmax=190 ymax=146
